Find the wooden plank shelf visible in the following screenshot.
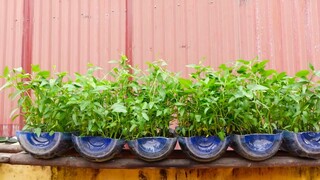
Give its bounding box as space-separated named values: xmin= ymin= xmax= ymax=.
xmin=6 ymin=150 xmax=320 ymax=169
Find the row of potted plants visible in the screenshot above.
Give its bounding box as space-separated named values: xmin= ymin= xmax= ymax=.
xmin=1 ymin=57 xmax=320 ymax=162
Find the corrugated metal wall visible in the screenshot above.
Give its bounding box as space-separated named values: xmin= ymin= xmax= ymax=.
xmin=1 ymin=0 xmax=320 ymax=136
xmin=132 ymin=0 xmax=320 ymax=76
xmin=32 ymin=0 xmax=126 ymax=74
xmin=0 ymin=0 xmax=24 ymax=136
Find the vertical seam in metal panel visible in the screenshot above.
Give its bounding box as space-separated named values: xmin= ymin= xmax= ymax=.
xmin=151 ymin=0 xmax=155 ymax=60
xmin=305 ymin=0 xmax=313 ymax=62
xmin=11 ymin=0 xmax=18 ymax=134
xmin=39 ymin=0 xmax=43 ymax=67
xmin=292 ymin=1 xmax=299 ymax=72
xmin=208 ymin=1 xmax=212 ymax=64
xmin=162 ymin=0 xmax=165 ymax=59
xmin=87 ymin=0 xmax=90 ymax=64
xmin=21 ymin=0 xmax=33 ymax=129
xmin=235 ymin=1 xmax=240 ymax=59
xmin=140 ymin=1 xmax=143 ymax=66
xmin=279 ymin=0 xmax=284 ymax=68
xmin=195 ymin=0 xmax=198 ymax=62
xmin=255 ymin=0 xmax=261 ymax=59
xmin=59 ymin=0 xmax=62 ymax=70
xmin=67 ymin=0 xmax=71 ymax=70
xmin=119 ymin=0 xmax=123 ymax=61
xmin=108 ymin=1 xmax=111 ymax=63
xmin=267 ymin=0 xmax=274 ymax=66
xmin=238 ymin=0 xmax=243 ymax=59
xmin=1 ymin=0 xmax=8 ymax=135
xmin=48 ymin=0 xmax=52 ymax=69
xmin=173 ymin=1 xmax=177 ymax=70
xmin=77 ymin=1 xmax=81 ymax=71
xmin=125 ymin=0 xmax=133 ymax=67
xmin=13 ymin=0 xmax=17 ymax=70
xmin=184 ymin=1 xmax=188 ymax=65
xmin=97 ymin=0 xmax=101 ymax=68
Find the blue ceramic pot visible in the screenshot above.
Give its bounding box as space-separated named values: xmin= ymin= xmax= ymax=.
xmin=178 ymin=136 xmax=230 ymax=162
xmin=127 ymin=137 xmax=177 ymax=162
xmin=230 ymin=133 xmax=282 ymax=161
xmin=72 ymin=135 xmax=125 ymax=162
xmin=16 ymin=131 xmax=73 ymax=159
xmin=282 ymin=131 xmax=320 ymax=159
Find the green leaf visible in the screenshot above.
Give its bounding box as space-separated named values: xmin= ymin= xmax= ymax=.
xmin=309 ymin=63 xmax=315 ymax=71
xmin=175 ymin=102 xmax=185 ymax=106
xmin=247 ymin=84 xmax=269 ymax=91
xmin=295 ymin=70 xmax=309 ymax=78
xmin=109 ymin=122 xmax=117 ymax=127
xmin=13 ymin=67 xmax=22 ymax=73
xmin=237 ymin=59 xmax=250 ymax=64
xmin=49 ymin=79 xmax=55 ymax=87
xmin=314 ymin=123 xmax=320 ymax=132
xmin=72 ymin=114 xmax=78 ymax=124
xmin=49 ymin=131 xmax=55 ymax=136
xmin=34 ymin=128 xmax=41 ymax=137
xmin=3 ymin=66 xmax=9 ymax=77
xmin=142 ymin=112 xmax=149 ymax=121
xmin=108 ymin=60 xmax=119 ymax=64
xmin=186 ymin=64 xmax=197 ymax=68
xmin=156 ymin=110 xmax=162 ymax=117
xmin=179 ymin=78 xmax=192 ymax=88
xmin=38 ymin=71 xmax=50 ymax=78
xmin=142 ymin=102 xmax=148 ymax=110
xmin=204 ymin=107 xmax=210 ymax=114
xmin=9 ymin=108 xmax=19 ymax=119
xmin=217 ymin=131 xmax=225 ymax=140
xmin=149 ymin=102 xmax=155 ymax=109
xmin=0 ymin=82 xmax=12 ymax=92
xmin=263 ymin=69 xmax=277 ymax=77
xmin=241 ymin=89 xmax=253 ymax=99
xmin=10 ymin=114 xmax=20 ymax=122
xmin=31 ymin=64 xmax=41 ymax=72
xmin=219 ymin=64 xmax=228 ymax=71
xmin=95 ymin=85 xmax=108 ymax=91
xmin=111 ymin=103 xmax=127 ymax=113
xmin=40 ymin=80 xmax=49 ymax=87
xmin=129 ymin=124 xmax=137 ymax=132
xmin=182 ymin=128 xmax=186 ymax=136
xmin=315 ymin=71 xmax=320 ymax=77
xmin=195 ymin=115 xmax=201 ymax=122
xmin=80 ymin=101 xmax=90 ymax=111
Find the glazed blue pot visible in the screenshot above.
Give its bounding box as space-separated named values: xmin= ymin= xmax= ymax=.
xmin=127 ymin=137 xmax=177 ymax=162
xmin=72 ymin=135 xmax=125 ymax=162
xmin=16 ymin=131 xmax=73 ymax=159
xmin=178 ymin=136 xmax=230 ymax=162
xmin=230 ymin=133 xmax=282 ymax=161
xmin=282 ymin=131 xmax=320 ymax=159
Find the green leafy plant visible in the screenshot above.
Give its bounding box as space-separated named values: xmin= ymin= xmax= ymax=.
xmin=275 ymin=64 xmax=320 ymax=132
xmin=125 ymin=60 xmax=179 ymax=139
xmin=3 ymin=57 xmax=320 ymax=139
xmin=67 ymin=56 xmax=132 ymax=138
xmin=0 ymin=65 xmax=73 ymax=136
xmin=226 ymin=59 xmax=289 ymax=134
xmin=176 ymin=62 xmax=234 ymax=139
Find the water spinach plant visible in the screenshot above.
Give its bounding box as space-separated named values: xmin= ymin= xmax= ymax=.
xmin=124 ymin=60 xmax=180 ymax=139
xmin=2 ymin=58 xmax=320 ymax=140
xmin=175 ymin=62 xmax=235 ymax=139
xmin=226 ymin=60 xmax=287 ymax=134
xmin=66 ymin=59 xmax=133 ymax=139
xmin=275 ymin=64 xmax=320 ymax=133
xmin=0 ymin=65 xmax=74 ymax=136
